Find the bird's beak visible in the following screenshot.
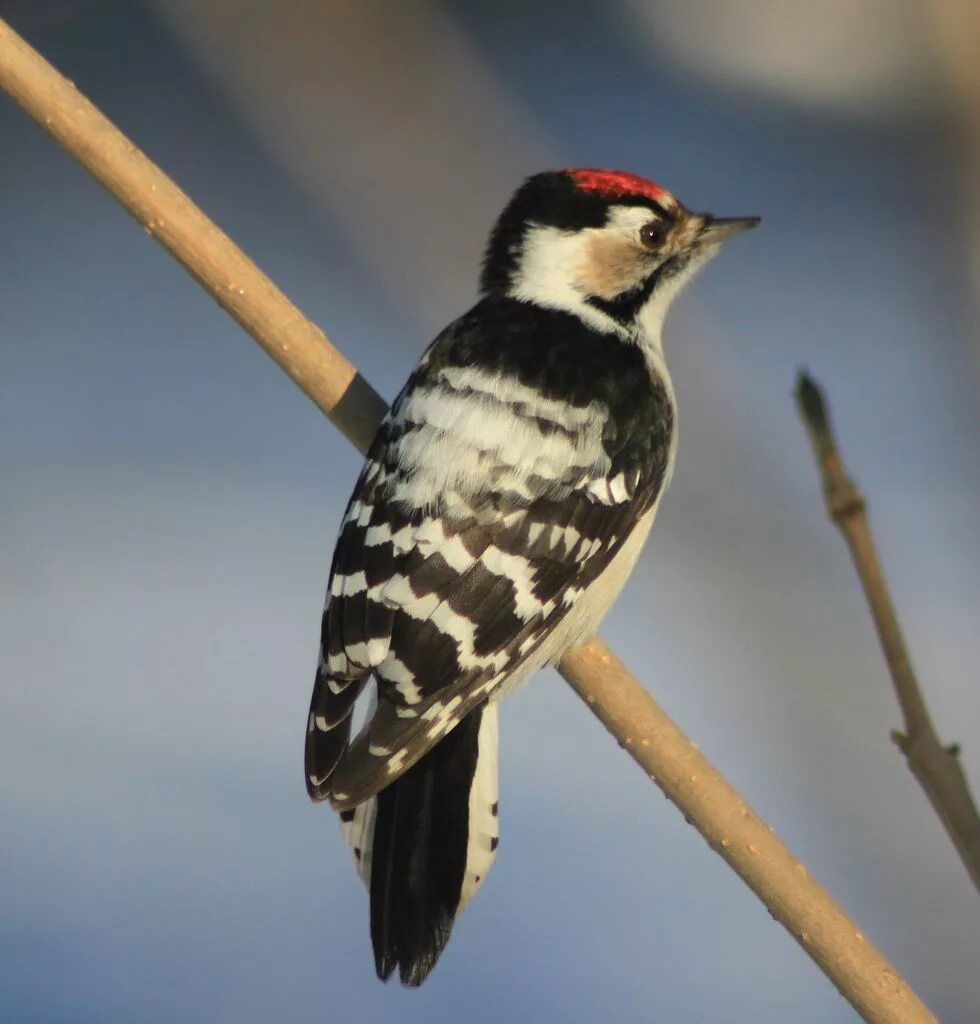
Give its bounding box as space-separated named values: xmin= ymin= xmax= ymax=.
xmin=697 ymin=215 xmax=761 ymax=246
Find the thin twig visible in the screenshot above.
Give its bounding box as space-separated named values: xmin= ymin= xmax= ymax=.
xmin=796 ymin=370 xmax=980 ymax=892
xmin=0 ymin=17 xmax=940 ymax=1023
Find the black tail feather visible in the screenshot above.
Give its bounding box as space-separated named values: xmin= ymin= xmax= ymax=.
xmin=370 ymin=706 xmax=483 ymax=986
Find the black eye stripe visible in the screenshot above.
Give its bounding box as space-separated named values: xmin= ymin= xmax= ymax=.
xmin=586 ymin=254 xmax=685 ymax=326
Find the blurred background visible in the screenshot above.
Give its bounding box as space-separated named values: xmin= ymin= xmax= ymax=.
xmin=2 ymin=1 xmax=979 ymax=1020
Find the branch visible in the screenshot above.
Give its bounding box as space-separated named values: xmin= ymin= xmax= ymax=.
xmin=0 ymin=17 xmax=940 ymax=1024
xmin=796 ymin=371 xmax=980 ymax=892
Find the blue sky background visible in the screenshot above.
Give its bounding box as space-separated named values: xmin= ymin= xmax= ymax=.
xmin=2 ymin=1 xmax=979 ymax=1021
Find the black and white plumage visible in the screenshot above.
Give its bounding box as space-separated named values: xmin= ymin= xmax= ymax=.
xmin=305 ymin=169 xmax=758 ymax=985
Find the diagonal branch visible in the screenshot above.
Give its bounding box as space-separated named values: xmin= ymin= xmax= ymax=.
xmin=796 ymin=371 xmax=980 ymax=892
xmin=0 ymin=17 xmax=940 ymax=1024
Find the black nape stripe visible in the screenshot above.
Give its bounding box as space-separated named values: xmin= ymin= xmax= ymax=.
xmin=370 ymin=706 xmax=484 ymax=986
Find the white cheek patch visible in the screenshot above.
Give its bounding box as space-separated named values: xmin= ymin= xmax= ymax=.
xmin=508 ymin=224 xmax=626 ymax=337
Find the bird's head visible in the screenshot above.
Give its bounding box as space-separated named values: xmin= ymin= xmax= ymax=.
xmin=481 ymin=168 xmax=758 ymax=340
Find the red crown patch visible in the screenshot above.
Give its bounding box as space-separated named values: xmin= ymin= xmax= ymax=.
xmin=566 ymin=168 xmax=666 ymax=203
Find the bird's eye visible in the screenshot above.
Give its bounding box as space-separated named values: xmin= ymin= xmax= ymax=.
xmin=639 ymin=220 xmax=667 ymax=250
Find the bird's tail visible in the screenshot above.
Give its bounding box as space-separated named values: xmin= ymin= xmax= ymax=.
xmin=339 ymin=702 xmax=500 ymax=986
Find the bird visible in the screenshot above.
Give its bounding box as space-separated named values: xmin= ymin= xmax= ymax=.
xmin=305 ymin=168 xmax=758 ymax=986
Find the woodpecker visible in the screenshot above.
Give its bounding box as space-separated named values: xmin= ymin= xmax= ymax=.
xmin=305 ymin=168 xmax=758 ymax=985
